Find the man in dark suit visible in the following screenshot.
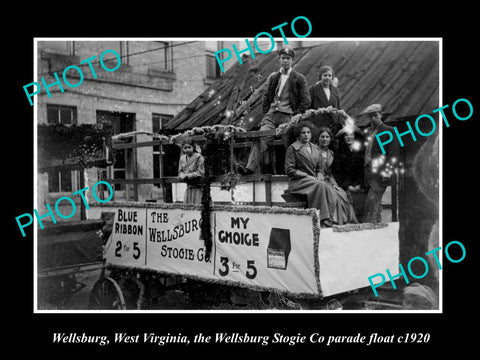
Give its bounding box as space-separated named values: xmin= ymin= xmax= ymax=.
xmin=238 ymin=47 xmax=311 ymax=175
xmin=362 ymin=104 xmax=399 ymax=223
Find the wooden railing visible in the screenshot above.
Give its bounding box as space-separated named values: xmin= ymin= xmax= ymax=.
xmin=105 ymin=130 xmax=398 ymax=220
xmin=106 ymin=130 xmax=290 ymax=206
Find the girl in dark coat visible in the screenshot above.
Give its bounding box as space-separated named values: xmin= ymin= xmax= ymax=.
xmin=308 ymin=66 xmax=342 ymax=135
xmin=309 ymin=66 xmax=341 ymax=109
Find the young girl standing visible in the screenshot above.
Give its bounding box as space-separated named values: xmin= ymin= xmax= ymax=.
xmin=178 ymin=138 xmax=205 ymax=204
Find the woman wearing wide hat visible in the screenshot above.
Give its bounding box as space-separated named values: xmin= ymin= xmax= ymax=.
xmin=332 ymin=123 xmax=366 ymax=219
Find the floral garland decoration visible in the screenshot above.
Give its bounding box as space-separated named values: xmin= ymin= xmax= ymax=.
xmin=112 ymin=130 xmax=170 ymax=142
xmin=38 ymin=123 xmax=114 ymax=169
xmin=218 ymin=172 xmax=240 ymax=191
xmin=170 ymin=125 xmax=246 ymax=258
xmin=169 ymin=124 xmax=246 ymax=144
xmin=332 ymin=222 xmax=388 ymax=232
xmin=112 ymin=125 xmax=247 ymax=146
xmin=275 ymin=106 xmax=349 ymax=136
xmin=200 ymin=175 xmax=213 ymax=259
xmin=110 ymin=125 xmax=247 ymax=258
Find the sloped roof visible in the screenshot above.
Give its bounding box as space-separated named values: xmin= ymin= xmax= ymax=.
xmin=166 ymin=40 xmax=439 ymax=130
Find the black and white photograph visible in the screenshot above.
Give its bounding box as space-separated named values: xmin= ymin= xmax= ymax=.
xmin=32 ymin=38 xmax=441 ymax=313
xmin=7 ymin=6 xmax=478 ymax=355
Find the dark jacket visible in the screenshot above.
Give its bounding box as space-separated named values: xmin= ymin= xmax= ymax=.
xmin=365 ymin=122 xmax=399 ymax=187
xmin=309 ymin=83 xmax=341 ymax=110
xmin=262 ymin=69 xmax=311 ymax=115
xmin=308 ymin=83 xmax=342 ymax=134
xmin=332 ymin=142 xmax=366 ymax=190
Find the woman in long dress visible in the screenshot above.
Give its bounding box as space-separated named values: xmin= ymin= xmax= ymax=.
xmin=178 ymin=138 xmax=205 ymax=204
xmin=284 ymin=122 xmax=335 ymax=226
xmin=317 ymin=127 xmax=358 ymax=225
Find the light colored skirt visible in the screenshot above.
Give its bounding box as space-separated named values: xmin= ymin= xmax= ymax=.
xmin=184 ymin=186 xmax=203 ymax=204
xmin=289 ymin=176 xmax=357 ymax=225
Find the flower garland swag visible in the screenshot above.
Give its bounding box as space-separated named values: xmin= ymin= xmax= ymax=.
xmin=112 ymin=130 xmax=170 ymax=142
xmin=111 ymin=125 xmax=247 ymax=258
xmin=275 ymin=106 xmax=350 ymax=136
xmin=171 ymin=125 xmax=247 ymax=258
xmin=38 ymin=123 xmax=114 ymax=169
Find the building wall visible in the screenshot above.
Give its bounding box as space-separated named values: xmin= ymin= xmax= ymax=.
xmin=36 ymin=40 xmax=235 ymax=215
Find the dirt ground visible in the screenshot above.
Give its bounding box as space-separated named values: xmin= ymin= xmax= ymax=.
xmin=37 ymin=266 xmax=398 ymax=311
xmin=38 ymin=268 xmax=303 ymax=311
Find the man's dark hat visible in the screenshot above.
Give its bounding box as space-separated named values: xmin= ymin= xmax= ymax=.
xmin=279 ymin=47 xmax=295 ymax=58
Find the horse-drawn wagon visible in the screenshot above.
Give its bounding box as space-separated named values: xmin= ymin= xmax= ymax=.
xmin=87 ymin=202 xmax=400 ymax=310
xmin=84 ymin=123 xmax=404 ymax=311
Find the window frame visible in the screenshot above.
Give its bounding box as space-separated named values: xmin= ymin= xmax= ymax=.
xmin=152 ymin=113 xmax=173 ymax=187
xmin=205 ymin=41 xmax=223 ymax=79
xmin=154 ymin=41 xmax=173 ymax=73
xmin=46 ymin=104 xmax=78 ymax=125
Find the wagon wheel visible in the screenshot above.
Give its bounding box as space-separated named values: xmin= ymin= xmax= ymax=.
xmin=119 ymin=275 xmax=146 ymax=310
xmin=88 ymin=277 xmax=126 ymax=310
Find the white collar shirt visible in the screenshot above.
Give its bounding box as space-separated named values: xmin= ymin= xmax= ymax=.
xmin=277 ymin=67 xmax=292 ymax=96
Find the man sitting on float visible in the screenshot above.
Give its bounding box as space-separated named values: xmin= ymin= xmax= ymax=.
xmin=238 ymin=47 xmax=310 ymax=175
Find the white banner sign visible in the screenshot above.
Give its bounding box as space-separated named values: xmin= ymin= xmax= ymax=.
xmin=213 ymin=210 xmax=319 ymax=296
xmin=105 ymin=206 xmax=320 ymax=296
xmin=105 ymin=208 xmax=147 ymax=269
xmin=145 ymin=208 xmax=215 ymax=280
xmin=104 ymin=205 xmax=399 ymax=297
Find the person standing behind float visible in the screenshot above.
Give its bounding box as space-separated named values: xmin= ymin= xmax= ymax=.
xmin=178 ymin=138 xmax=205 ymax=204
xmin=361 ymin=104 xmax=398 ymax=223
xmin=238 ymin=47 xmax=310 ymax=175
xmin=308 ymin=66 xmax=342 ymax=134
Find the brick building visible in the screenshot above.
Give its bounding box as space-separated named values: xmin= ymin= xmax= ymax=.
xmin=36 ymin=39 xmax=239 ymax=219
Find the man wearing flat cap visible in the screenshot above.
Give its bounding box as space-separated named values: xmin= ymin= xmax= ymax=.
xmin=238 ymin=47 xmax=311 ymax=175
xmin=361 ymin=104 xmax=399 ymax=223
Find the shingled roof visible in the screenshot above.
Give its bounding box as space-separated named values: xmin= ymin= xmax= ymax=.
xmin=165 ymin=40 xmax=439 ymax=130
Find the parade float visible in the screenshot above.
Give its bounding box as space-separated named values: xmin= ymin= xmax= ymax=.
xmin=85 ymin=111 xmax=403 ymax=310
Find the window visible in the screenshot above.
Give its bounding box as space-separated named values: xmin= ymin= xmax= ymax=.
xmin=97 ymin=110 xmax=135 ymax=192
xmin=47 ymin=168 xmax=82 ymax=193
xmin=41 ymin=41 xmax=74 ymax=55
xmin=95 ymin=169 xmax=111 ymax=201
xmin=155 ymin=41 xmax=173 ymax=72
xmin=45 ymin=105 xmax=78 ymax=193
xmin=205 ymin=41 xmax=222 ymax=78
xmin=152 ymin=113 xmax=172 ymax=134
xmin=206 ymin=54 xmax=221 ymax=78
xmin=98 ymin=41 xmax=128 ymax=65
xmin=47 ymin=168 xmax=72 ymax=193
xmin=152 ymin=114 xmax=173 ymax=186
xmin=47 ymin=104 xmax=77 ymax=125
